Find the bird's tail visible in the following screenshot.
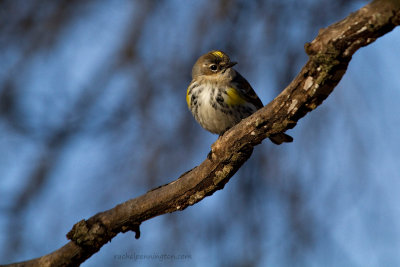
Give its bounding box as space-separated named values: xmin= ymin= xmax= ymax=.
xmin=269 ymin=133 xmax=293 ymax=145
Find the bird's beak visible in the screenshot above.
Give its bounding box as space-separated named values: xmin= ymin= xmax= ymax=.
xmin=227 ymin=61 xmax=237 ymax=68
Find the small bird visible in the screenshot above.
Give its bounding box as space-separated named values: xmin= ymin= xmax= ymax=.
xmin=186 ymin=50 xmax=292 ymax=145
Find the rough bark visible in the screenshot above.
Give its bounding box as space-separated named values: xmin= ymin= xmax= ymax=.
xmin=4 ymin=0 xmax=400 ymax=266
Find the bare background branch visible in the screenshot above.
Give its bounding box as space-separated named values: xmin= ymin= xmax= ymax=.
xmin=1 ymin=0 xmax=400 ymax=266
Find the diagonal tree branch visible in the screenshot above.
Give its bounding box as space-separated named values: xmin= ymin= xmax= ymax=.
xmin=5 ymin=0 xmax=400 ymax=266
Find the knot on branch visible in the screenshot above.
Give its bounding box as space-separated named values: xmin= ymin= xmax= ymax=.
xmin=66 ymin=219 xmax=116 ymax=249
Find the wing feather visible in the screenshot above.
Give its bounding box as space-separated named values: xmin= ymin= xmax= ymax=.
xmin=231 ymin=71 xmax=263 ymax=109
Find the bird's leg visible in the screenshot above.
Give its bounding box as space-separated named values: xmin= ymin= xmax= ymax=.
xmin=208 ymin=133 xmax=224 ymax=161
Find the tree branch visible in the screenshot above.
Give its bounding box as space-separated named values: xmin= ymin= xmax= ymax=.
xmin=5 ymin=0 xmax=400 ymax=266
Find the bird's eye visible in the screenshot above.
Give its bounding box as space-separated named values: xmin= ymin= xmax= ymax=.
xmin=210 ymin=64 xmax=218 ymax=71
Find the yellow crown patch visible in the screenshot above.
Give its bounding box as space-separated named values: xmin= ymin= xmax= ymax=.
xmin=211 ymin=51 xmax=224 ymax=58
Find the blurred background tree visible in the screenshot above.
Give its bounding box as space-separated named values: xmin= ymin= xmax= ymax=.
xmin=1 ymin=0 xmax=400 ymax=266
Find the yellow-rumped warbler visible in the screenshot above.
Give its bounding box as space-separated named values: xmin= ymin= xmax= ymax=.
xmin=186 ymin=50 xmax=292 ymax=145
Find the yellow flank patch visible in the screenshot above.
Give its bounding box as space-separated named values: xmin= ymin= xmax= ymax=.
xmin=212 ymin=51 xmax=224 ymax=58
xmin=226 ymin=87 xmax=246 ymax=106
xmin=186 ymin=87 xmax=191 ymax=108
